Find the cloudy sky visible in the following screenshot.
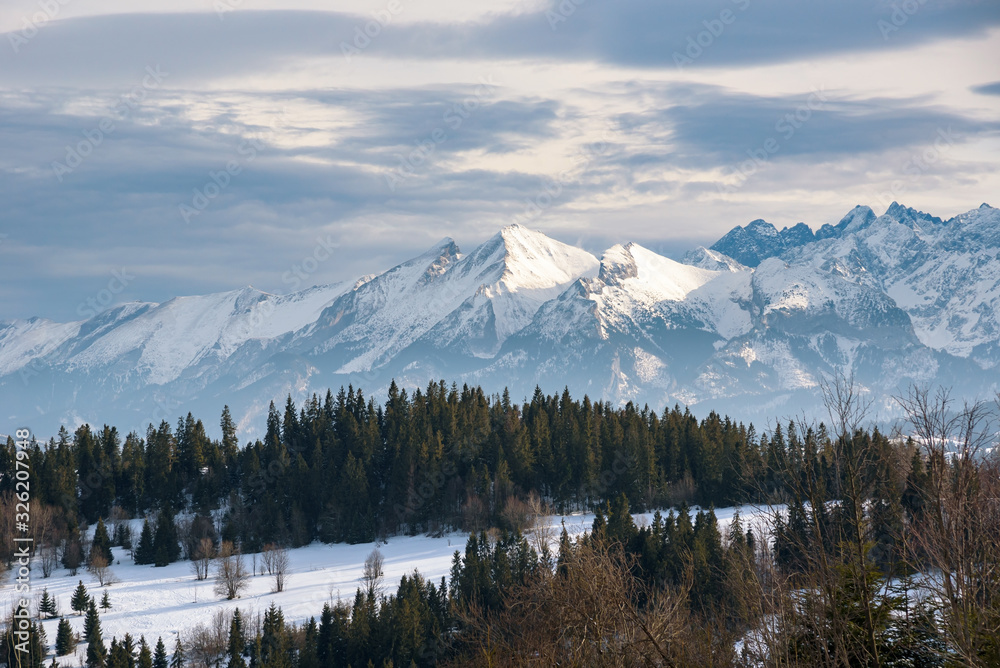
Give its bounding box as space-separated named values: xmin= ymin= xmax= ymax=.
xmin=1 ymin=0 xmax=998 ymax=321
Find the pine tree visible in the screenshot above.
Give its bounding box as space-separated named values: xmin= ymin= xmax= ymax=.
xmin=101 ymin=590 xmax=112 ymax=611
xmin=137 ymin=637 xmax=153 ymax=668
xmin=169 ymin=638 xmax=185 ymax=668
xmin=227 ymin=609 xmax=247 ymax=668
xmin=56 ymin=618 xmax=77 ymax=655
xmin=40 ymin=588 xmax=57 ymax=618
xmin=0 ymin=609 xmax=46 ymax=668
xmin=63 ymin=525 xmax=85 ymax=574
xmin=298 ymin=619 xmax=319 ymax=668
xmin=85 ymin=600 xmax=107 ymax=667
xmin=107 ymin=638 xmax=129 ymax=668
xmin=91 ymin=518 xmax=114 ymax=565
xmin=122 ymin=633 xmax=137 ymax=668
xmin=135 ymin=520 xmax=155 ymax=565
xmin=152 ymin=638 xmax=168 ymax=668
xmin=71 ymin=580 xmax=91 ymax=615
xmin=153 ymin=507 xmax=181 ymax=567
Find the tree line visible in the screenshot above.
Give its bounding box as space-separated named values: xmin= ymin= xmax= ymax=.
xmin=1 ymin=380 xmax=998 ymax=666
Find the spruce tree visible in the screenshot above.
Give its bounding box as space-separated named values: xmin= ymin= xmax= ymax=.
xmin=91 ymin=518 xmax=114 ymax=565
xmin=71 ymin=580 xmax=90 ymax=615
xmin=56 ymin=617 xmax=77 ymax=655
xmin=153 ymin=507 xmax=180 ymax=567
xmin=40 ymin=589 xmax=57 ymax=618
xmin=169 ymin=638 xmax=185 ymax=668
xmin=106 ymin=638 xmax=122 ymax=668
xmin=122 ymin=634 xmax=137 ymax=667
xmin=135 ymin=519 xmax=155 ymax=565
xmin=137 ymin=637 xmax=153 ymax=668
xmin=152 ymin=638 xmax=168 ymax=668
xmin=227 ymin=609 xmax=247 ymax=668
xmin=101 ymin=590 xmax=112 ymax=611
xmin=85 ymin=600 xmax=107 ymax=667
xmin=0 ymin=610 xmax=46 ymax=668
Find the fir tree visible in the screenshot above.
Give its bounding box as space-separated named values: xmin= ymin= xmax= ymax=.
xmin=39 ymin=588 xmax=57 ymax=618
xmin=0 ymin=608 xmax=46 ymax=668
xmin=153 ymin=507 xmax=181 ymax=567
xmin=122 ymin=633 xmax=137 ymax=667
xmin=71 ymin=580 xmax=91 ymax=615
xmin=227 ymin=609 xmax=247 ymax=668
xmin=100 ymin=590 xmax=112 ymax=611
xmin=152 ymin=638 xmax=169 ymax=668
xmin=91 ymin=518 xmax=114 ymax=565
xmin=137 ymin=637 xmax=153 ymax=668
xmin=85 ymin=600 xmax=107 ymax=667
xmin=56 ymin=617 xmax=77 ymax=655
xmin=135 ymin=520 xmax=155 ymax=565
xmin=169 ymin=638 xmax=185 ymax=668
xmin=107 ymin=638 xmax=129 ymax=668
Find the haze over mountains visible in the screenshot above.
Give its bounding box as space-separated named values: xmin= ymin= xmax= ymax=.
xmin=3 ymin=203 xmax=997 ymax=437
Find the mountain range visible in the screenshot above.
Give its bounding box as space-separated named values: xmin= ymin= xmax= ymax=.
xmin=3 ymin=202 xmax=998 ymax=437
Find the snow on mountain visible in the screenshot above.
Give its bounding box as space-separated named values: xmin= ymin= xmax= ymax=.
xmin=0 ymin=316 xmax=82 ymax=376
xmin=709 ymin=219 xmax=817 ymax=267
xmin=60 ymin=283 xmax=354 ymax=385
xmin=782 ymin=202 xmax=1000 ymax=362
xmin=300 ymin=224 xmax=599 ymax=372
xmin=682 ymin=246 xmax=748 ymax=273
xmin=2 ymin=204 xmax=998 ymax=436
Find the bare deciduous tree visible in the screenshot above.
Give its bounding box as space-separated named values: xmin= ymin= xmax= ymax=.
xmin=190 ymin=537 xmax=214 ymax=581
xmin=261 ymin=543 xmax=277 ymax=575
xmin=896 ymin=386 xmax=1000 ymax=666
xmin=271 ymin=545 xmax=289 ymax=593
xmin=458 ymin=540 xmax=696 ymax=666
xmin=362 ymin=547 xmax=384 ymax=598
xmin=214 ymin=541 xmax=249 ymax=600
xmin=88 ymin=554 xmax=116 ymax=587
xmin=186 ymin=609 xmax=230 ymax=668
xmin=525 ymin=491 xmax=553 ymax=556
xmin=38 ymin=544 xmax=59 ymax=578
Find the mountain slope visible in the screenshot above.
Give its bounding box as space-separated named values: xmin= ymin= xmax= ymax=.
xmin=2 ymin=204 xmax=997 ymax=436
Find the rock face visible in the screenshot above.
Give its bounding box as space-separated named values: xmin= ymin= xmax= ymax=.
xmin=2 ymin=203 xmax=997 ymax=436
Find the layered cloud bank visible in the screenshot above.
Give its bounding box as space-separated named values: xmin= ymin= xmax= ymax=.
xmin=1 ymin=1 xmax=999 ymax=321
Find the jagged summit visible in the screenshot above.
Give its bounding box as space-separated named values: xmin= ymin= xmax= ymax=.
xmin=3 ymin=204 xmax=997 ymax=436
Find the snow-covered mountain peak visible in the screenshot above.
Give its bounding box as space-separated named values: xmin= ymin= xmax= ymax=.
xmin=746 ymin=219 xmax=778 ymax=237
xmin=682 ymin=246 xmax=747 ymax=273
xmin=597 ymin=242 xmax=722 ymax=302
xmin=882 ymin=202 xmax=944 ymax=232
xmin=4 ymin=206 xmax=997 ymax=437
xmin=456 ymin=224 xmax=599 ymax=296
xmin=833 ymin=205 xmax=877 ymax=235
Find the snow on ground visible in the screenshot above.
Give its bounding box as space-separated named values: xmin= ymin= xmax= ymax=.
xmin=2 ymin=505 xmax=774 ymax=664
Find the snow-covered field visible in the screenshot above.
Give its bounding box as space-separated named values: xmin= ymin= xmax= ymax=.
xmin=2 ymin=505 xmax=772 ymax=664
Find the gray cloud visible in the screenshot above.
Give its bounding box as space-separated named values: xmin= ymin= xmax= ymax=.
xmin=972 ymin=81 xmax=1000 ymax=96
xmin=635 ymin=84 xmax=1000 ymax=169
xmin=3 ymin=1 xmax=998 ymax=88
